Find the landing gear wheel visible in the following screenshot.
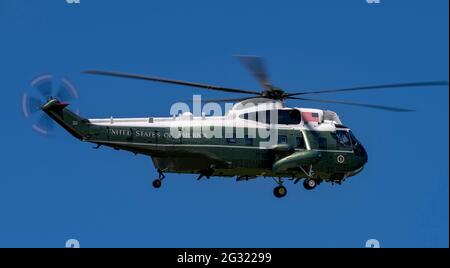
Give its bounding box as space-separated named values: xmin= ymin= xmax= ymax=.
xmin=303 ymin=179 xmax=317 ymax=190
xmin=152 ymin=179 xmax=162 ymax=189
xmin=273 ymin=186 xmax=287 ymax=198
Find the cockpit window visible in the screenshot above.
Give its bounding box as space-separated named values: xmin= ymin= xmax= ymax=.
xmin=334 ymin=130 xmax=352 ymax=148
xmin=348 ymin=131 xmax=360 ymax=146
xmin=304 ymin=130 xmax=356 ymax=151
xmin=239 ymin=109 xmax=301 ymax=125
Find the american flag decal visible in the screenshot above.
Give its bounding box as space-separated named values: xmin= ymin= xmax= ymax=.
xmin=302 ymin=112 xmax=320 ymax=122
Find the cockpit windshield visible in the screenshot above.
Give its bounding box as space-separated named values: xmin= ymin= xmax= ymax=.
xmin=304 ymin=129 xmax=366 ymax=157
xmin=348 ymin=130 xmax=360 ymax=146
xmin=334 ymin=130 xmax=352 ymax=149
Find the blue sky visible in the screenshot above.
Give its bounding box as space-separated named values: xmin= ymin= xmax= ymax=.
xmin=0 ymin=0 xmax=448 ymax=247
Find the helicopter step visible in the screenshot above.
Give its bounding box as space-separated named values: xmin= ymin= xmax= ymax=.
xmin=197 ymin=168 xmax=214 ymax=181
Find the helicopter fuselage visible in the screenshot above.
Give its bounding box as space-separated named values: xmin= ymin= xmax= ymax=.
xmin=42 ymin=98 xmax=368 ymax=184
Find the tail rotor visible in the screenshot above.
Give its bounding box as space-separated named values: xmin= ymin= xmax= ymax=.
xmin=21 ymin=74 xmax=79 ymax=136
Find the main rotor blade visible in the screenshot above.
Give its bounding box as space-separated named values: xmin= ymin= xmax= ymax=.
xmin=287 ymin=81 xmax=449 ymax=97
xmin=235 ymin=55 xmax=272 ymax=90
xmin=198 ymin=96 xmax=262 ymax=103
xmin=83 ymin=70 xmax=261 ymax=95
xmin=288 ymin=96 xmax=414 ymax=112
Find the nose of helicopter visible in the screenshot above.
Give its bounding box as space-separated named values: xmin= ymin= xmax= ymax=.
xmin=346 ymin=144 xmax=368 ymax=178
xmin=360 ymin=144 xmax=368 ymax=165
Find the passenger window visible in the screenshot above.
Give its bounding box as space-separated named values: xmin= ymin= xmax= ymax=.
xmin=244 ymin=134 xmax=253 ymax=146
xmin=296 ymin=136 xmax=306 ymax=149
xmin=264 ymin=110 xmax=271 ymax=124
xmin=278 ymin=135 xmax=288 ymax=144
xmin=239 ymin=109 xmax=301 ymax=125
xmin=240 ymin=112 xmax=258 ymax=122
xmin=226 ymin=131 xmax=236 ymax=144
xmin=278 ymin=109 xmax=301 ymax=125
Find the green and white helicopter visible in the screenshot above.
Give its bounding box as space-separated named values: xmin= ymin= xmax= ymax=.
xmin=21 ymin=56 xmax=448 ymax=198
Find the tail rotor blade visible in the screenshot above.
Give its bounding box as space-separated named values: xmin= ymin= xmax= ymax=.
xmin=21 ymin=93 xmax=44 ymax=118
xmin=32 ymin=114 xmax=55 ymax=135
xmin=55 ymin=78 xmax=79 ymax=102
xmin=31 ymin=74 xmax=53 ymax=99
xmin=22 ymin=74 xmax=80 ymax=137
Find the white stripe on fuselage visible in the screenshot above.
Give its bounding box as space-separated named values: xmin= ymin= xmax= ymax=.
xmin=88 ymin=116 xmax=337 ymax=132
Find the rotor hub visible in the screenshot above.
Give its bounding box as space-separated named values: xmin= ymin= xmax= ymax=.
xmin=261 ymin=87 xmax=287 ymax=100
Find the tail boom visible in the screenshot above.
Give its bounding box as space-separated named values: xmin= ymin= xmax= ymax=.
xmin=42 ymin=99 xmax=88 ymax=140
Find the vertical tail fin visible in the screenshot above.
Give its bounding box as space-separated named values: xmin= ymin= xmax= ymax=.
xmin=42 ymin=99 xmax=89 ymax=140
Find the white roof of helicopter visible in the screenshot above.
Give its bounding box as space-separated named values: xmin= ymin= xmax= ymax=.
xmin=89 ymin=97 xmax=343 ymax=131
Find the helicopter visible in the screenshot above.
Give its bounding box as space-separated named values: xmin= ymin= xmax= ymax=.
xmin=21 ymin=56 xmax=448 ymax=198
